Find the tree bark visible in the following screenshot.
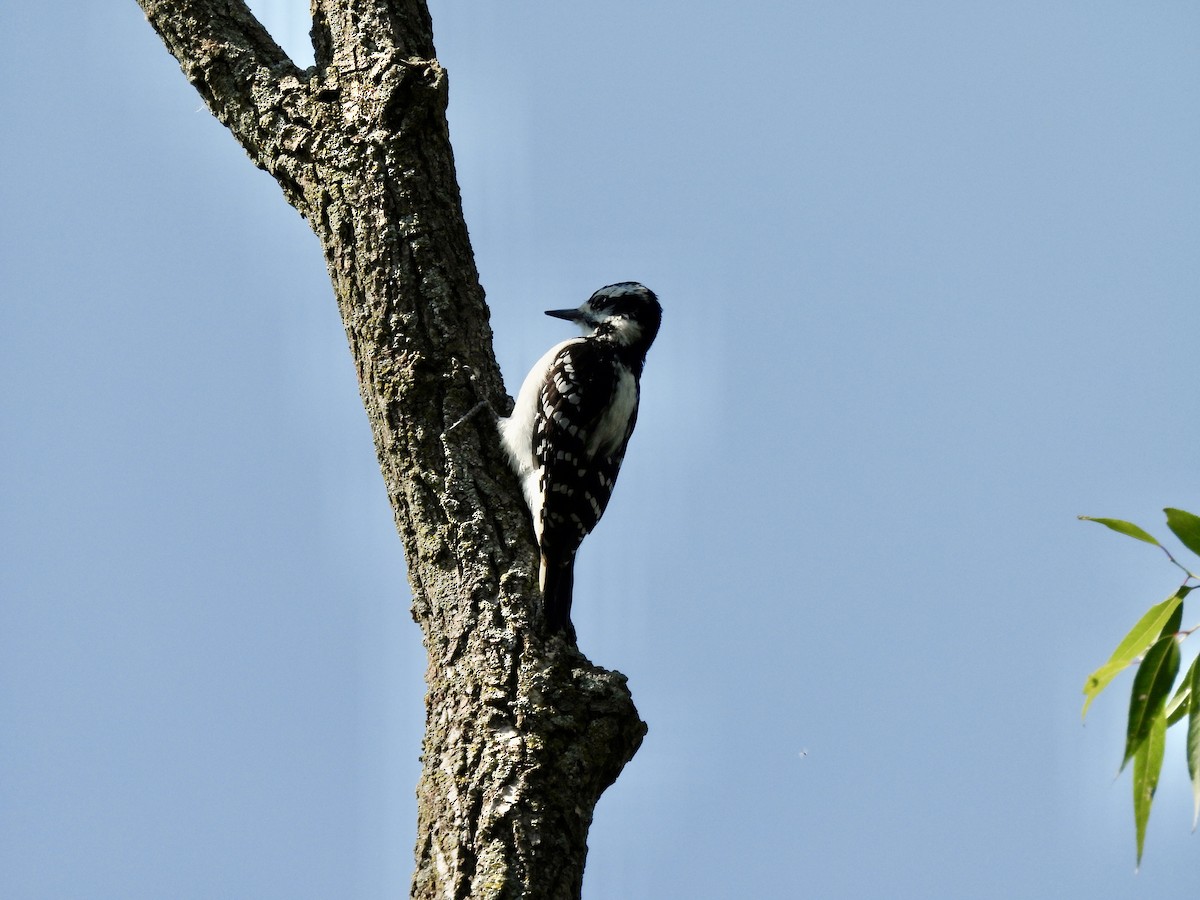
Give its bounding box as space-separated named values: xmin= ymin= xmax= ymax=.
xmin=134 ymin=2 xmax=646 ymax=897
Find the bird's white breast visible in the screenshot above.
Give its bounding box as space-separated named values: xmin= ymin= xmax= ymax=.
xmin=587 ymin=364 xmax=637 ymax=458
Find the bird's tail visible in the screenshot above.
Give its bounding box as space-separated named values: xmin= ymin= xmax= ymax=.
xmin=540 ymin=554 xmax=577 ymax=644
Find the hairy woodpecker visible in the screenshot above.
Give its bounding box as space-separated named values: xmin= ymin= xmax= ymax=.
xmin=499 ymin=282 xmax=662 ymax=643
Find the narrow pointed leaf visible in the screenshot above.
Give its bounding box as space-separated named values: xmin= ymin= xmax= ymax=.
xmin=1132 ymin=705 xmax=1166 ymax=869
xmin=1160 ymin=595 xmax=1185 ymax=640
xmin=1082 ymin=593 xmax=1184 ymax=720
xmin=1079 ymin=516 xmax=1161 ymax=546
xmin=1166 ymin=656 xmax=1197 ymax=726
xmin=1188 ymin=659 xmax=1200 ymax=830
xmin=1121 ymin=633 xmax=1179 ymax=773
xmin=1164 ymin=508 xmax=1200 ymax=559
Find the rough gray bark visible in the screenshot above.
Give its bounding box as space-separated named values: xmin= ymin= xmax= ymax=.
xmin=134 ymin=2 xmax=646 ymax=897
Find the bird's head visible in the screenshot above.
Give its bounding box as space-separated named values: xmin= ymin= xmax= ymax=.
xmin=545 ymin=282 xmax=662 ymax=349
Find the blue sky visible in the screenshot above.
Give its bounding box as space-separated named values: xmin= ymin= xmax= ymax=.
xmin=3 ymin=2 xmax=1199 ymax=898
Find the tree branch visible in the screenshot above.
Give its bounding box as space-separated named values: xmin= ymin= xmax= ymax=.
xmin=136 ymin=2 xmax=647 ymax=896
xmin=310 ymin=0 xmax=435 ymax=70
xmin=139 ymin=0 xmax=301 ymax=156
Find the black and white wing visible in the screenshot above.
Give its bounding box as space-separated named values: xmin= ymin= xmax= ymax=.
xmin=533 ymin=340 xmax=639 ymax=567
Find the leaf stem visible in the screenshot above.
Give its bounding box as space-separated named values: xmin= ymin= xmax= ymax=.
xmin=1158 ymin=544 xmax=1197 ymax=581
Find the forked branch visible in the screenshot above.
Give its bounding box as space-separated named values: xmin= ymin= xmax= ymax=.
xmin=135 ymin=2 xmax=646 ymax=896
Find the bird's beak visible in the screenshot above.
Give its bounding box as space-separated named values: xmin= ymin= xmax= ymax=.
xmin=545 ymin=308 xmax=585 ymax=322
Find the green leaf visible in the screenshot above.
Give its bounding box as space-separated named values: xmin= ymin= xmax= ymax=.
xmin=1132 ymin=704 xmax=1167 ymax=870
xmin=1082 ymin=592 xmax=1185 ymax=720
xmin=1164 ymin=508 xmax=1200 ymax=559
xmin=1166 ymin=656 xmax=1197 ymax=727
xmin=1079 ymin=516 xmax=1161 ymax=546
xmin=1188 ymin=659 xmax=1200 ymax=831
xmin=1161 ymin=595 xmax=1185 ymax=640
xmin=1122 ymin=632 xmax=1180 ymax=772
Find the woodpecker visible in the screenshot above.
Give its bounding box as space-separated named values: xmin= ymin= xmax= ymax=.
xmin=499 ymin=282 xmax=662 ymax=643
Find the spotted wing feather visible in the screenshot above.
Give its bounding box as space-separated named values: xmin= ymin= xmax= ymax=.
xmin=534 ymin=341 xmax=639 ymax=566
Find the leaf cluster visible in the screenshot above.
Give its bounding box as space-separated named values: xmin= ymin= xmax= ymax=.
xmin=1080 ymin=509 xmax=1200 ymax=868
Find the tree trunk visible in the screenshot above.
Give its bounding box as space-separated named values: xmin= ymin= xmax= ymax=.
xmin=134 ymin=2 xmax=646 ymax=896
